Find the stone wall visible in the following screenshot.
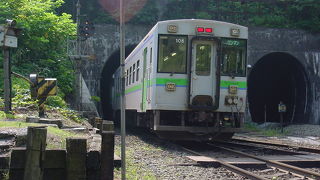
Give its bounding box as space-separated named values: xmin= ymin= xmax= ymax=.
xmin=80 ymin=24 xmax=320 ymax=124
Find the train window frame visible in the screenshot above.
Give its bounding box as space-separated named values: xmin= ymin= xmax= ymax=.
xmin=157 ymin=34 xmax=188 ymax=74
xmin=220 ymin=38 xmax=247 ymax=77
xmin=132 ymin=63 xmax=136 ymax=84
xmin=195 ymin=43 xmax=212 ymax=76
xmin=129 ymin=66 xmax=132 ymax=85
xmin=136 ymin=60 xmax=140 ymax=81
xmin=126 ymin=69 xmax=129 ymax=86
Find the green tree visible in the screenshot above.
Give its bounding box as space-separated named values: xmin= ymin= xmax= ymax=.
xmin=162 ymin=0 xmax=320 ymax=32
xmin=0 ymin=0 xmax=76 ymax=96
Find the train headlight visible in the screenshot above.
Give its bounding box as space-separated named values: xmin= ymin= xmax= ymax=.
xmin=227 ymin=97 xmax=233 ymax=104
xmin=233 ymin=97 xmax=238 ymax=104
xmin=225 ymin=96 xmax=239 ymax=105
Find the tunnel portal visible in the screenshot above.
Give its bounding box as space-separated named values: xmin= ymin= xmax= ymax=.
xmin=248 ymin=52 xmax=308 ymax=124
xmin=100 ymin=45 xmax=137 ymax=120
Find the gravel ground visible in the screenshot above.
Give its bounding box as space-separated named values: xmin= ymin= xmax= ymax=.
xmin=236 ymin=124 xmax=320 ymax=149
xmin=114 ymin=124 xmax=320 ymax=180
xmin=114 ymin=130 xmax=246 ymax=180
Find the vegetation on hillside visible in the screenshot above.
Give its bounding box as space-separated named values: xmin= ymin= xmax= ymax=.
xmin=162 ymin=0 xmax=320 ymax=32
xmin=64 ymin=0 xmax=320 ymax=32
xmin=0 ymin=0 xmax=76 ymax=98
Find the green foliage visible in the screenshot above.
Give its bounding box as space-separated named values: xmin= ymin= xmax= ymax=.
xmin=90 ymin=96 xmax=101 ymax=102
xmin=46 ymin=96 xmax=67 ymax=108
xmin=0 ymin=111 xmax=6 ymax=119
xmin=49 ymin=107 xmax=85 ymax=123
xmin=1 ymin=171 xmax=9 ymax=180
xmin=11 ymin=77 xmax=38 ymax=108
xmin=162 ymin=0 xmax=320 ymax=32
xmin=0 ymin=0 xmax=76 ymax=97
xmin=243 ymin=122 xmax=288 ymax=136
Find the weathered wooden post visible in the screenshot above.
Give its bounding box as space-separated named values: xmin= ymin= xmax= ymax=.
xmin=100 ymin=121 xmax=115 ymax=180
xmin=23 ymin=126 xmax=47 ymax=180
xmin=66 ymin=138 xmax=87 ymax=180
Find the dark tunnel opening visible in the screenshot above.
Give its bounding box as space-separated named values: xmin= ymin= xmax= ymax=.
xmin=248 ymin=52 xmax=308 ymax=125
xmin=100 ymin=45 xmax=137 ymax=120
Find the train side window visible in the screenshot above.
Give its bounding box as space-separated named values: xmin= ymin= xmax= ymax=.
xmin=132 ymin=63 xmax=136 ymax=83
xmin=129 ymin=66 xmax=132 ymax=85
xmin=221 ymin=39 xmax=247 ymax=77
xmin=126 ymin=69 xmax=129 ymax=86
xmin=136 ymin=60 xmax=140 ymax=81
xmin=150 ymin=47 xmax=152 ymax=63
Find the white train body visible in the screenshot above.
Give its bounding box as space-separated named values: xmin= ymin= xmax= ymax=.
xmin=112 ymin=19 xmax=248 ymax=140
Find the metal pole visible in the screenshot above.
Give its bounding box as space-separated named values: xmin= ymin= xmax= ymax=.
xmin=3 ymin=47 xmax=12 ymax=113
xmin=75 ymin=0 xmax=82 ymax=111
xmin=120 ymin=0 xmax=126 ymax=179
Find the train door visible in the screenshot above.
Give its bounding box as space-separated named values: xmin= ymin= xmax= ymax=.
xmin=141 ymin=48 xmax=148 ymax=111
xmin=189 ymin=40 xmax=218 ymax=108
xmin=147 ymin=47 xmax=152 ymax=103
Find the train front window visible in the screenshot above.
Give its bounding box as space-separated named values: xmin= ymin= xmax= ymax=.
xmin=158 ymin=35 xmax=187 ymax=73
xmin=221 ymin=39 xmax=246 ymax=77
xmin=196 ymin=44 xmax=211 ymax=76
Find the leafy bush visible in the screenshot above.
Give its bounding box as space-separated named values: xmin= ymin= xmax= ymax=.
xmin=90 ymin=96 xmax=101 ymax=102
xmin=46 ymin=96 xmax=67 ymax=108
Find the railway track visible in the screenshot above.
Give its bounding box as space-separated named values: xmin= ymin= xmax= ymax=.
xmin=230 ymin=138 xmax=320 ymax=154
xmin=180 ymin=141 xmax=320 ymax=179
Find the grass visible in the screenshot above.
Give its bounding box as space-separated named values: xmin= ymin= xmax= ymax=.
xmin=0 ymin=120 xmax=83 ymax=149
xmin=243 ymin=122 xmax=288 ymax=136
xmin=114 ymin=145 xmax=157 ymax=180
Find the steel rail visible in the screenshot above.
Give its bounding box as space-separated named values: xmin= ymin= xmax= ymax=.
xmin=233 ymin=138 xmax=320 ymax=154
xmin=209 ymin=143 xmax=320 ymax=179
xmin=181 ymin=146 xmax=267 ymax=180
xmin=214 ymin=140 xmax=306 ymax=156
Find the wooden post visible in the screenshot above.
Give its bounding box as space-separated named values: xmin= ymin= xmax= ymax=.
xmin=66 ymin=138 xmax=87 ymax=180
xmin=23 ymin=126 xmax=47 ymax=180
xmin=101 ymin=120 xmax=114 ymax=133
xmin=3 ymin=47 xmax=12 ymax=113
xmin=100 ymin=121 xmax=114 ymax=180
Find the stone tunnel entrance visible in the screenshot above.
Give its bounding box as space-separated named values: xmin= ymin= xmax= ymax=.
xmin=248 ymin=52 xmax=309 ymax=125
xmin=100 ymin=45 xmax=136 ymax=120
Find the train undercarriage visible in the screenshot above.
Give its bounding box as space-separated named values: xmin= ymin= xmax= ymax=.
xmin=117 ymin=110 xmax=244 ymax=141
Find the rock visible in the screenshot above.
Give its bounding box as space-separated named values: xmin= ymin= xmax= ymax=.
xmin=26 ymin=116 xmax=40 ymax=123
xmin=63 ymin=127 xmax=89 ymax=133
xmin=38 ymin=118 xmax=63 ymax=128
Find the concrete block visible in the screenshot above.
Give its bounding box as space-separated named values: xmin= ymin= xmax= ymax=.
xmin=63 ymin=127 xmax=89 ymax=133
xmin=26 ymin=116 xmax=40 ymax=123
xmin=39 ymin=118 xmax=63 ymax=128
xmin=87 ymin=151 xmax=100 ymax=170
xmin=9 ymin=148 xmax=26 ymax=169
xmin=44 ymin=169 xmax=66 ymax=180
xmin=44 ymin=150 xmax=66 ymax=169
xmin=0 ymin=154 xmax=10 ymax=169
xmin=66 ymin=138 xmax=87 ymax=180
xmin=15 ymin=134 xmax=27 ymax=147
xmin=9 ymin=169 xmax=24 ymax=180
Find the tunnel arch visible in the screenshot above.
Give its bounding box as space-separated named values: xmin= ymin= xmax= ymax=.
xmin=247 ymin=52 xmax=310 ymax=125
xmin=100 ymin=45 xmax=137 ymax=120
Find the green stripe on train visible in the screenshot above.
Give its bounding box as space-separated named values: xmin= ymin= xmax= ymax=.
xmin=155 ymin=78 xmax=188 ymax=86
xmin=220 ymin=80 xmax=247 ymax=88
xmin=124 ymin=78 xmax=188 ymax=94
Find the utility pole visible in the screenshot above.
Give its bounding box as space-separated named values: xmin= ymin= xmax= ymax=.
xmin=3 ymin=47 xmax=11 ymax=113
xmin=120 ymin=0 xmax=126 ymax=179
xmin=75 ymin=0 xmax=82 ymax=111
xmin=1 ymin=20 xmax=19 ymax=114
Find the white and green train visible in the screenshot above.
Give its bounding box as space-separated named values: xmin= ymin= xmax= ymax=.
xmin=112 ymin=19 xmax=248 ymax=140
